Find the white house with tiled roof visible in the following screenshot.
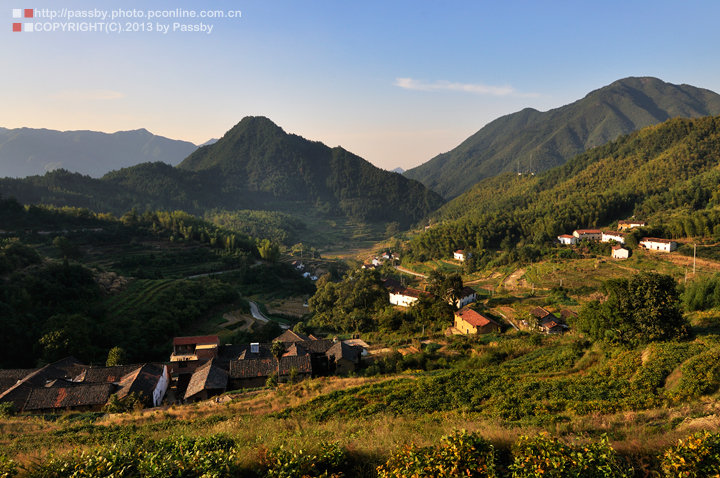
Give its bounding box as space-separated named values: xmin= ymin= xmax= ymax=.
xmin=639 ymin=237 xmax=677 ymax=252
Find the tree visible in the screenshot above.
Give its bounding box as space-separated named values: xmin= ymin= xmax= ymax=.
xmin=257 ymin=239 xmax=280 ymax=262
xmin=270 ymin=341 xmax=286 ymax=382
xmin=52 ymin=236 xmax=82 ymax=260
xmin=106 ymin=346 xmax=126 ymax=366
xmin=575 ymin=272 xmax=688 ymax=346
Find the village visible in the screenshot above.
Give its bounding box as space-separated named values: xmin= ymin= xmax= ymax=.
xmin=0 ymin=329 xmax=369 ymax=414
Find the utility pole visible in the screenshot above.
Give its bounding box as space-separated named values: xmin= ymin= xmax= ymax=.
xmin=693 ymin=243 xmax=697 ymax=275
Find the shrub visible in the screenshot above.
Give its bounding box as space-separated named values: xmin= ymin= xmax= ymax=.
xmin=0 ymin=454 xmax=18 ymax=478
xmin=377 ymin=430 xmax=497 ymax=477
xmin=510 ymin=433 xmax=630 ymax=477
xmin=262 ymin=441 xmax=346 ymax=477
xmin=661 ymin=430 xmax=720 ymax=477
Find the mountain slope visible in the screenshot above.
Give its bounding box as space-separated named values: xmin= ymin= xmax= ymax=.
xmin=409 ymin=115 xmax=720 ymax=258
xmin=174 ymin=116 xmax=444 ymax=225
xmin=0 ymin=127 xmax=198 ymax=178
xmin=0 ymin=117 xmax=444 ymax=227
xmin=405 ymin=77 xmax=720 ymax=198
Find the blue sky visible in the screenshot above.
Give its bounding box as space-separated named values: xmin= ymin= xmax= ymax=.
xmin=3 ymin=0 xmax=720 ymax=169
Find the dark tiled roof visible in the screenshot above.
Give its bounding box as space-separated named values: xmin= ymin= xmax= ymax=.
xmin=229 ymin=355 xmax=312 ymax=379
xmin=116 ymin=363 xmax=165 ymax=403
xmin=326 ymin=342 xmax=361 ymax=363
xmin=184 ymin=359 xmax=228 ymax=400
xmin=173 ymin=336 xmax=219 ymax=346
xmin=0 ymin=357 xmax=85 ymax=411
xmin=0 ymin=369 xmax=37 ymax=393
xmin=460 ymin=286 xmax=476 ymax=297
xmin=76 ymin=365 xmax=143 ymax=383
xmin=295 ymin=339 xmax=334 ymax=355
xmin=530 ymin=307 xmax=554 ymax=320
xmin=274 ymin=330 xmax=310 ymax=343
xmin=23 ymin=383 xmax=115 ymax=411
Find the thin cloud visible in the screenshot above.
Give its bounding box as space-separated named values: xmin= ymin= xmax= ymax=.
xmin=394 ymin=77 xmax=538 ymax=97
xmin=51 ymin=89 xmax=125 ymax=101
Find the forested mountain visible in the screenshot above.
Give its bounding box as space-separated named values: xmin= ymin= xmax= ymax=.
xmin=404 ymin=77 xmax=720 ymax=198
xmin=409 ymin=115 xmax=720 ymax=259
xmin=0 ymin=127 xmax=198 ymax=178
xmin=0 ymin=117 xmax=443 ymax=227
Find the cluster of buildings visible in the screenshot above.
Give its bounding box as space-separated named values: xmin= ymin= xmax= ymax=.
xmin=382 ymin=278 xmax=477 ymax=309
xmin=0 ymin=331 xmax=368 ymax=414
xmin=557 ymin=220 xmax=677 ymax=257
xmin=292 ymin=261 xmax=318 ymax=281
xmin=0 ymin=358 xmax=170 ymax=414
xmin=172 ymin=331 xmax=366 ymax=402
xmin=361 ymin=251 xmax=400 ymax=270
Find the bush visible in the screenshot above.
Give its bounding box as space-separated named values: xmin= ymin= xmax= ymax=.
xmin=662 ymin=430 xmax=720 ymax=477
xmin=0 ymin=454 xmax=18 ymax=478
xmin=510 ymin=433 xmax=630 ymax=477
xmin=377 ymin=430 xmax=497 ymax=477
xmin=261 ymin=441 xmax=346 ymax=477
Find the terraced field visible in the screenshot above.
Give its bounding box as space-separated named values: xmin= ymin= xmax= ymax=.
xmin=104 ymin=279 xmax=176 ymax=319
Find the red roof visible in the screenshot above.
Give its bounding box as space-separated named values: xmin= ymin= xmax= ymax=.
xmin=619 ymin=220 xmax=646 ymax=225
xmin=611 ymin=245 xmax=626 ymax=250
xmin=574 ymin=229 xmax=602 ymax=234
xmin=456 ymin=308 xmax=498 ymax=328
xmin=172 ymin=335 xmax=219 ymax=346
xmin=455 ymin=249 xmax=465 ymax=254
xmin=558 ymin=234 xmax=574 ymax=239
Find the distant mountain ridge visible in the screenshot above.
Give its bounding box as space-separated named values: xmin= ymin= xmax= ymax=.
xmin=0 ymin=117 xmax=444 ymax=227
xmin=0 ymin=127 xmax=198 ymax=178
xmin=404 ymin=77 xmax=720 ymax=198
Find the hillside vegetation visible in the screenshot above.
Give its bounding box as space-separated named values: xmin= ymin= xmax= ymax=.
xmin=404 ymin=77 xmax=720 ymax=198
xmin=409 ymin=115 xmax=720 ymax=260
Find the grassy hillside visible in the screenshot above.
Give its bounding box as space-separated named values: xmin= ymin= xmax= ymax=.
xmin=405 ymin=77 xmax=720 ymax=198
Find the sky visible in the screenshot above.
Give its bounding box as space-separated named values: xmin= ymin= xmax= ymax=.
xmin=3 ymin=0 xmax=720 ymax=170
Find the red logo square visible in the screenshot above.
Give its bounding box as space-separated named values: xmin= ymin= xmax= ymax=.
xmin=24 ymin=9 xmax=34 ymax=18
xmin=12 ymin=23 xmax=22 ymax=32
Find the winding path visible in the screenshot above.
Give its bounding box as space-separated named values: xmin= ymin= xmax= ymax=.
xmin=249 ymin=301 xmax=289 ymax=329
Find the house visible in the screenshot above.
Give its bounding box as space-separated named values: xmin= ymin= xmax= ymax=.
xmin=611 ymin=245 xmax=630 ymax=260
xmin=573 ymin=229 xmax=602 ymax=241
xmin=530 ymin=307 xmax=568 ymax=334
xmin=342 ymin=339 xmax=370 ymax=357
xmin=557 ymin=234 xmax=577 ymax=245
xmin=639 ymin=237 xmax=677 ymax=252
xmin=372 ymin=257 xmax=382 ymax=266
xmin=0 ymin=357 xmax=86 ymax=412
xmin=454 ymin=307 xmax=501 ymax=334
xmin=453 ymin=250 xmax=466 ymax=261
xmin=184 ymin=359 xmax=228 ymax=402
xmin=452 ymin=286 xmax=477 ymax=309
xmin=389 ymin=287 xmax=425 ymax=307
xmin=326 ymin=341 xmax=362 ymax=374
xmin=618 ymin=220 xmax=646 ymax=231
xmin=170 ymin=336 xmax=220 ymax=362
xmin=601 ymin=231 xmax=626 ymax=244
xmin=74 ymin=365 xmax=141 ymax=384
xmin=115 ymin=363 xmax=170 ymax=408
xmin=228 ymin=355 xmax=313 ymax=389
xmin=22 ymin=383 xmax=116 ymax=413
xmin=292 ymin=261 xmax=305 ymax=270
xmin=274 ymin=329 xmax=312 ymax=343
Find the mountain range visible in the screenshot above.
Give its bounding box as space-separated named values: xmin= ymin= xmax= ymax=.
xmin=0 ymin=127 xmax=198 ymax=178
xmin=0 ymin=117 xmax=444 ymax=227
xmin=404 ymin=77 xmax=720 ymax=198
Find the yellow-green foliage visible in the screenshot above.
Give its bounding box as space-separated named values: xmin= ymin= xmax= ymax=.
xmin=667 ymin=347 xmax=720 ymax=401
xmin=510 ymin=433 xmax=630 ymax=478
xmin=377 ymin=430 xmax=497 ymax=478
xmin=0 ymin=454 xmax=18 ymax=478
xmin=661 ymin=431 xmax=720 ymax=477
